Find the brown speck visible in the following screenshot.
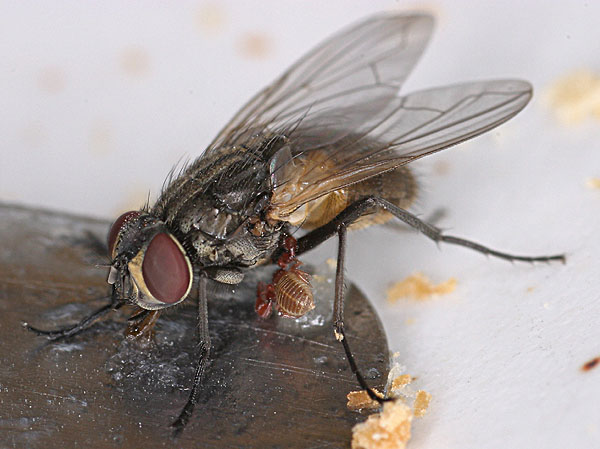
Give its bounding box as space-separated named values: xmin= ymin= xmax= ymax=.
xmin=582 ymin=357 xmax=600 ymax=372
xmin=37 ymin=67 xmax=66 ymax=94
xmin=119 ymin=47 xmax=150 ymax=78
xmin=195 ymin=3 xmax=226 ymax=35
xmin=237 ymin=32 xmax=273 ymax=60
xmin=526 ymin=286 xmax=536 ymax=293
xmin=387 ymin=272 xmax=456 ymax=302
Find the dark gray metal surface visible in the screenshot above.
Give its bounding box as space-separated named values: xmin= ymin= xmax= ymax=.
xmin=0 ymin=203 xmax=389 ymax=448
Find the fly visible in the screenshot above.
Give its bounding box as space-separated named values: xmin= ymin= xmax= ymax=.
xmin=27 ymin=12 xmax=565 ymax=432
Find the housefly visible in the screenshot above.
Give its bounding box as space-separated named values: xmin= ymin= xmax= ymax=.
xmin=28 ymin=12 xmax=565 ymax=431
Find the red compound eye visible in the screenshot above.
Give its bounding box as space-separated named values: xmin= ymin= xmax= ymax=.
xmin=108 ymin=211 xmax=140 ymax=257
xmin=142 ymin=233 xmax=191 ymax=304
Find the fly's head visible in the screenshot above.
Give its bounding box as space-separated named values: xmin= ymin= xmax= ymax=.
xmin=107 ymin=211 xmax=193 ymax=310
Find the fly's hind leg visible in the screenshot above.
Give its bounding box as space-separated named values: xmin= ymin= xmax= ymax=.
xmin=297 ymin=196 xmax=566 ymax=263
xmin=295 ymin=196 xmax=565 ymax=404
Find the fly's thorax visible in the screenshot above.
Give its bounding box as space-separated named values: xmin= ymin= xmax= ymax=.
xmin=154 ymin=142 xmax=275 ymax=237
xmin=151 ymin=144 xmax=283 ymax=268
xmin=107 ymin=211 xmax=193 ymax=310
xmin=190 ymin=219 xmax=283 ymax=271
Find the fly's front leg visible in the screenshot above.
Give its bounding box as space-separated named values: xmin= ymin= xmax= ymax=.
xmin=172 ymin=275 xmax=211 ymax=433
xmin=125 ymin=309 xmax=161 ymax=340
xmin=25 ymin=300 xmax=121 ymax=341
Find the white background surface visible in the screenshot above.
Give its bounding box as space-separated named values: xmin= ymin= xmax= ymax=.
xmin=2 ymin=1 xmax=599 ymax=448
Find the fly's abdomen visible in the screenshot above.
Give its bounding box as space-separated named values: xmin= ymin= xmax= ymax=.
xmin=300 ymin=165 xmax=417 ymax=231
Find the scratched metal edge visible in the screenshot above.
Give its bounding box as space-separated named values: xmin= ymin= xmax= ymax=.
xmin=0 ymin=202 xmax=390 ymax=449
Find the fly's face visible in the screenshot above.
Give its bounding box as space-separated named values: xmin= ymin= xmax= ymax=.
xmin=107 ymin=211 xmax=193 ymax=310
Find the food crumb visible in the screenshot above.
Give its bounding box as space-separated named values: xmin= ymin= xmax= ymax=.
xmin=347 ymin=389 xmax=384 ymax=411
xmin=545 ymin=70 xmax=600 ymax=124
xmin=349 ymin=360 xmax=432 ymax=448
xmin=390 ymin=374 xmax=413 ymax=392
xmin=413 ymin=390 xmax=432 ymax=418
xmin=387 ymin=272 xmax=456 ymax=302
xmin=352 ymin=401 xmax=413 ymax=449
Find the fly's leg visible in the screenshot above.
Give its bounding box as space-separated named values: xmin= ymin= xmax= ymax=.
xmin=296 ymin=196 xmax=566 ymax=263
xmin=383 ymin=207 xmax=446 ymax=233
xmin=25 ymin=301 xmax=119 ymax=341
xmin=172 ymin=275 xmax=211 ymax=434
xmin=294 ymin=196 xmax=565 ymax=404
xmin=334 ymin=226 xmax=387 ymax=403
xmin=126 ymin=309 xmax=161 ymax=340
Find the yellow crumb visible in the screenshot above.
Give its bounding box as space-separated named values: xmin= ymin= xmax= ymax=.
xmin=325 ymin=258 xmax=337 ymax=269
xmin=391 ymin=374 xmax=413 ymax=392
xmin=545 ymin=70 xmax=600 ymax=124
xmin=352 ymin=401 xmax=413 ymax=449
xmin=413 ymin=390 xmax=432 ymax=418
xmin=586 ymin=178 xmax=600 ymax=189
xmin=387 ymin=272 xmax=456 ymax=302
xmin=347 ymin=389 xmax=384 ymax=411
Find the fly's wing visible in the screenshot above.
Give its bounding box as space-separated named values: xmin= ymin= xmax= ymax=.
xmin=200 ymin=13 xmax=531 ymax=222
xmin=204 ymin=13 xmax=434 ymax=154
xmin=268 ymin=79 xmax=532 ymax=219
